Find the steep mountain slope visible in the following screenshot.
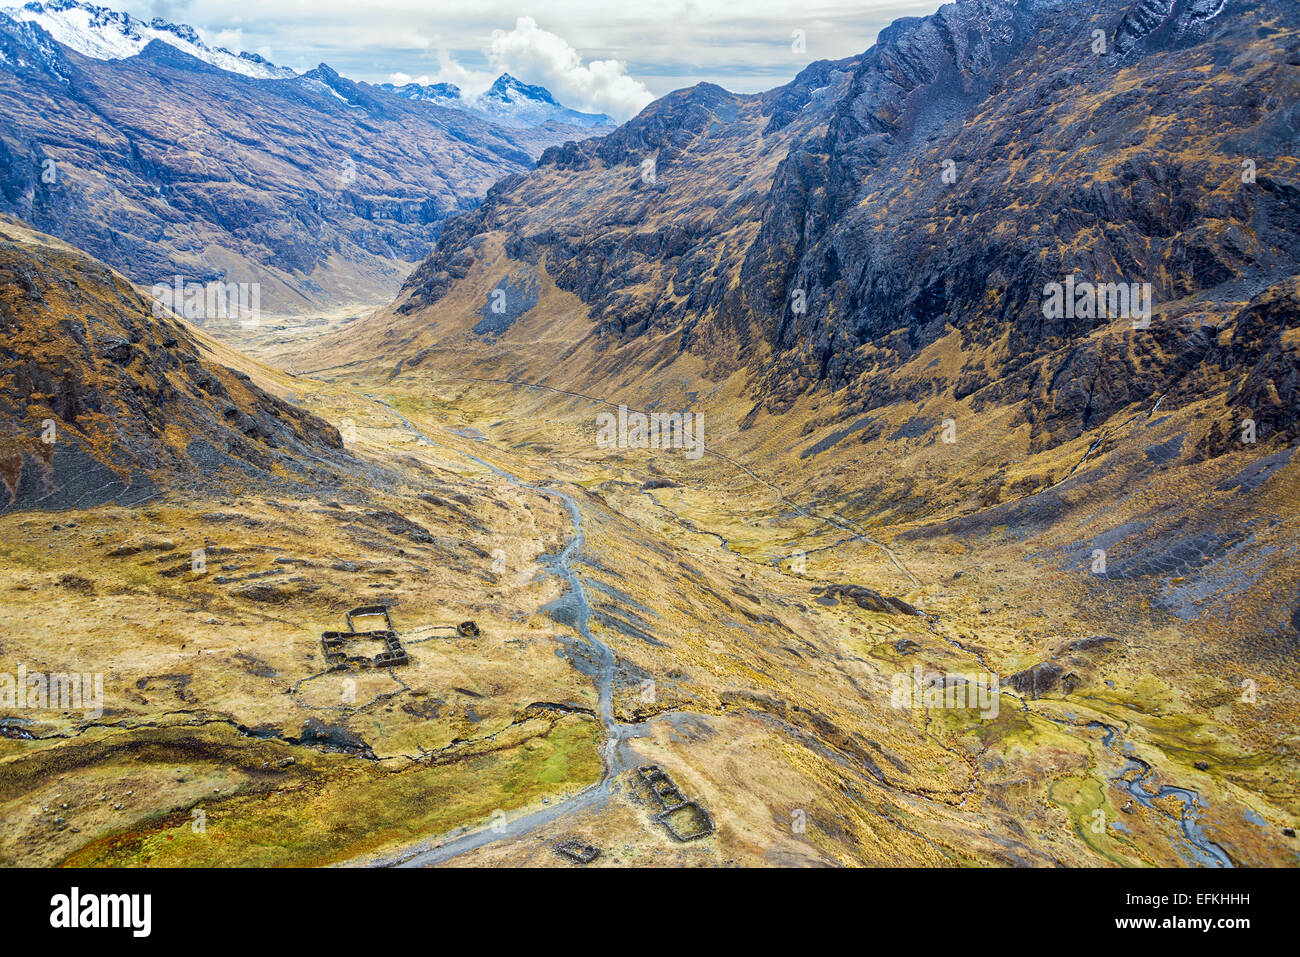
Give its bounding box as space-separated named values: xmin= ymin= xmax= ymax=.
xmin=299 ymin=0 xmax=1299 ymax=646
xmin=394 ymin=0 xmax=1297 ymax=397
xmin=0 ymin=13 xmax=609 ymax=314
xmin=395 ymin=53 xmax=862 ymax=349
xmin=5 ymin=0 xmax=293 ymax=78
xmin=0 ymin=220 xmax=621 ymax=869
xmin=1 ymin=0 xmax=1296 ymax=872
xmin=0 ymin=215 xmax=358 ymax=511
xmin=744 ymin=0 xmax=1298 ymax=438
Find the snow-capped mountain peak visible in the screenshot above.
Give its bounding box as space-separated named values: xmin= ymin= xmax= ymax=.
xmin=474 ymin=72 xmax=610 ymax=127
xmin=380 ymin=72 xmax=613 ymax=130
xmin=4 ymin=1 xmax=611 ymax=130
xmin=483 ymin=72 xmax=559 ymax=108
xmin=3 ymin=0 xmax=295 ymax=79
xmin=384 ymin=80 xmax=462 ymax=103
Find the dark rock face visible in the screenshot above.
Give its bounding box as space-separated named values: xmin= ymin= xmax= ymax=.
xmin=362 ymin=510 xmax=436 ymax=544
xmin=1192 ymin=281 xmax=1300 ymax=456
xmin=0 ymin=219 xmax=360 ymax=512
xmin=295 ymin=718 xmax=372 ymax=756
xmin=1065 ymin=635 xmax=1121 ymax=653
xmin=398 ymin=56 xmax=863 ymax=345
xmin=472 ymin=269 xmax=540 ymax=337
xmin=1008 ymin=661 xmax=1065 ymax=697
xmin=400 ymin=0 xmax=1298 ymax=463
xmin=818 ymin=584 xmax=923 ymax=616
xmin=1114 ymin=0 xmax=1230 ymax=54
xmin=748 ymin=0 xmax=1296 ymax=429
xmin=0 ymin=15 xmax=604 ymax=312
xmin=1 ymin=446 xmax=156 ymax=511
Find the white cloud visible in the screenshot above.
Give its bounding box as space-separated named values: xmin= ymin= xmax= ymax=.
xmin=116 ymin=1 xmax=943 ymax=110
xmin=427 ymin=49 xmax=491 ymax=95
xmin=487 ymin=17 xmax=654 ymax=120
xmin=211 ymin=27 xmax=244 ymax=50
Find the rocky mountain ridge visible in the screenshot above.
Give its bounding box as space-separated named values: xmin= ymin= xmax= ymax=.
xmin=383 ymin=72 xmax=614 ymax=129
xmin=0 ymin=9 xmax=611 ymax=313
xmin=0 ymin=217 xmax=369 ymax=511
xmin=5 ymin=0 xmax=294 ymax=78
xmin=396 ymin=0 xmax=1298 ymax=460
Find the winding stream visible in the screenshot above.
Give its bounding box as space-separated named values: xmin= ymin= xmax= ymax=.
xmin=364 ymin=398 xmax=644 ymax=866
xmin=362 ymin=396 xmax=1236 ymax=869
xmin=1030 ymin=702 xmax=1233 ymax=867
xmin=1087 ymin=720 xmax=1233 ymax=867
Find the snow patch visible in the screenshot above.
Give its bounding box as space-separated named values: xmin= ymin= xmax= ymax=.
xmin=4 ymin=0 xmax=295 ymax=79
xmin=381 ymin=72 xmax=613 ymax=130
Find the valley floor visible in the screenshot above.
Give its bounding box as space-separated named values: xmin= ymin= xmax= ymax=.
xmin=1 ymin=315 xmax=1297 ymax=868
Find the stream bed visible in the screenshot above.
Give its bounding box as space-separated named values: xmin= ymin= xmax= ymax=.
xmin=367 ymin=399 xmax=648 ymax=866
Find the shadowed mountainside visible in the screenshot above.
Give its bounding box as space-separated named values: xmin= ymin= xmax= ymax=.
xmin=295 ymin=0 xmax=1299 ymax=646
xmin=0 ymin=216 xmax=373 ymax=511
xmin=394 ymin=0 xmax=1297 ymax=450
xmin=0 ymin=14 xmax=609 ymax=313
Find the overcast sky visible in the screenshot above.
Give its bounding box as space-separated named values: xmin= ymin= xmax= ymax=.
xmin=113 ymin=0 xmax=942 ymax=119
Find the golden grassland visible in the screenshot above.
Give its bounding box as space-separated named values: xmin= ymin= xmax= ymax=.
xmin=3 ymin=173 xmax=1298 ymax=866
xmin=57 ymin=716 xmax=601 ymax=867
xmin=3 ymin=330 xmax=1296 ymax=864
xmin=197 ymin=209 xmax=1300 ymax=866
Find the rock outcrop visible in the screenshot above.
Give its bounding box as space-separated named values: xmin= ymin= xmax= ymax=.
xmin=0 ymin=218 xmax=362 ymax=510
